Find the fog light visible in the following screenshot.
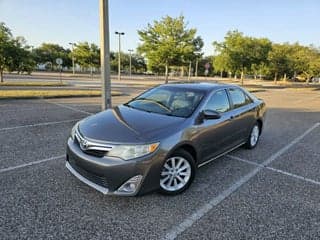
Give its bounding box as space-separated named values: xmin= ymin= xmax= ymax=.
xmin=115 ymin=175 xmax=143 ymax=195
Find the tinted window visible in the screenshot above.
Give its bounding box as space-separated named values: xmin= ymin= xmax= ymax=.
xmin=228 ymin=88 xmax=248 ymax=108
xmin=205 ymin=90 xmax=230 ymax=113
xmin=125 ymin=87 xmax=204 ymax=117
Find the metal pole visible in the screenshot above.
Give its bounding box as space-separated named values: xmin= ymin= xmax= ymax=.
xmin=59 ymin=65 xmax=62 ymax=84
xmin=115 ymin=32 xmax=125 ymax=81
xmin=118 ymin=33 xmax=121 ymax=81
xmin=99 ymin=0 xmax=112 ymax=110
xmin=195 ymin=58 xmax=198 ymax=78
xmin=128 ymin=49 xmax=133 ymax=77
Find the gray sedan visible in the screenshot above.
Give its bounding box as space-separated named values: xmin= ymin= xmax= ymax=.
xmin=66 ymin=83 xmax=266 ymax=196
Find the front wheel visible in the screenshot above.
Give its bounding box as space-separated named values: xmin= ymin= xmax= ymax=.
xmin=158 ymin=149 xmax=195 ymax=195
xmin=245 ymin=123 xmax=260 ymax=149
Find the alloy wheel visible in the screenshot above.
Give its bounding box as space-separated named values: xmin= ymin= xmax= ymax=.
xmin=160 ymin=156 xmax=191 ymax=192
xmin=250 ymin=125 xmax=260 ymax=147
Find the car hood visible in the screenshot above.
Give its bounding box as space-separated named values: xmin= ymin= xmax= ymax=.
xmin=78 ymin=105 xmax=186 ymax=143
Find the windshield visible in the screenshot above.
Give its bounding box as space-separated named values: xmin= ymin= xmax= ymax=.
xmin=125 ymin=86 xmax=205 ymax=118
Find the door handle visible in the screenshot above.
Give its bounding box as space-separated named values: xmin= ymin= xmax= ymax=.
xmin=229 ymin=114 xmax=240 ymax=120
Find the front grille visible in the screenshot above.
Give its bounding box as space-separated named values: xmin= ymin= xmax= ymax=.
xmin=68 ymin=157 xmax=108 ymax=188
xmin=74 ymin=138 xmax=107 ymax=158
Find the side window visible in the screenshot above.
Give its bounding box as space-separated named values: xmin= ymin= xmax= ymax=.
xmin=205 ymin=90 xmax=231 ymax=113
xmin=228 ymin=88 xmax=248 ymax=108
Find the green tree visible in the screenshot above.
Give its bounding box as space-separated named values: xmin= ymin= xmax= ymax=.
xmin=7 ymin=36 xmax=36 ymax=74
xmin=249 ymin=38 xmax=272 ymax=78
xmin=213 ymin=30 xmax=251 ymax=83
xmin=0 ymin=22 xmax=15 ymax=82
xmin=0 ymin=23 xmax=36 ymax=82
xmin=131 ymin=54 xmax=147 ymax=73
xmin=289 ymin=44 xmax=320 ymax=81
xmin=137 ymin=15 xmax=201 ymax=83
xmin=33 ymin=43 xmax=71 ymax=70
xmin=73 ymin=42 xmax=100 ymax=74
xmin=110 ymin=51 xmax=147 ymax=74
xmin=213 ymin=30 xmax=272 ymax=83
xmin=267 ymin=43 xmax=293 ymax=82
xmin=213 ymin=53 xmax=229 ymax=77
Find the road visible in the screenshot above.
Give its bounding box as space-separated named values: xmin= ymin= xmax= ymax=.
xmin=0 ymin=87 xmax=320 ymax=239
xmin=1 ymin=73 xmax=160 ymax=95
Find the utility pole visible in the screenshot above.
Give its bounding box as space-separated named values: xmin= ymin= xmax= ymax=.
xmin=115 ymin=31 xmax=125 ymax=81
xmin=128 ymin=49 xmax=133 ymax=77
xmin=188 ymin=61 xmax=192 ymax=81
xmin=68 ymin=42 xmax=76 ymax=75
xmin=195 ymin=58 xmax=198 ymax=78
xmin=99 ymin=0 xmax=112 ymax=110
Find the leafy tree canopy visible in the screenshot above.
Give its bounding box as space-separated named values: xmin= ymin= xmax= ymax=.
xmin=137 ymin=15 xmax=203 ymax=81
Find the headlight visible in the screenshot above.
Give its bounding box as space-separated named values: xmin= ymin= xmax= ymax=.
xmin=107 ymin=143 xmax=159 ymax=160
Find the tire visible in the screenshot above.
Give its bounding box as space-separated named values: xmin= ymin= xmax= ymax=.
xmin=245 ymin=122 xmax=260 ymax=149
xmin=158 ymin=149 xmax=196 ymax=195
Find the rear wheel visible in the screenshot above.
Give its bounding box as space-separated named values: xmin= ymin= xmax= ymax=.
xmin=159 ymin=149 xmax=195 ymax=195
xmin=245 ymin=122 xmax=260 ymax=149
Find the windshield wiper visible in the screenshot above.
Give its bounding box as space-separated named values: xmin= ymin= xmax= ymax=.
xmin=133 ymin=98 xmax=172 ymax=112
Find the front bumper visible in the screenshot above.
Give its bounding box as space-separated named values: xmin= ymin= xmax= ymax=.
xmin=66 ymin=138 xmax=165 ymax=196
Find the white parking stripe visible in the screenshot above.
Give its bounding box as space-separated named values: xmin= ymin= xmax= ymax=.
xmin=0 ymin=118 xmax=80 ymax=131
xmin=1 ymin=104 xmax=99 ymax=113
xmin=0 ymin=106 xmax=61 ymax=113
xmin=261 ymin=122 xmax=320 ymax=167
xmin=227 ymin=155 xmax=320 ymax=186
xmin=0 ymin=155 xmax=64 ymax=174
xmin=46 ymin=101 xmax=93 ymax=115
xmin=163 ymin=122 xmax=320 ymax=240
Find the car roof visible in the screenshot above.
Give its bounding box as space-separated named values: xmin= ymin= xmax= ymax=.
xmin=159 ymin=82 xmax=235 ymax=93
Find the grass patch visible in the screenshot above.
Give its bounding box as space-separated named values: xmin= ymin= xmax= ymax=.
xmin=0 ymin=81 xmax=68 ymax=87
xmin=0 ymin=90 xmax=122 ymax=99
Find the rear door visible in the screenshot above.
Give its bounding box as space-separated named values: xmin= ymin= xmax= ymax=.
xmin=227 ymin=88 xmax=257 ymax=142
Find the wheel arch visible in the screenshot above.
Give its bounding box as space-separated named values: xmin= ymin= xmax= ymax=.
xmin=256 ymin=118 xmax=263 ymax=134
xmin=166 ymin=142 xmax=198 ymax=164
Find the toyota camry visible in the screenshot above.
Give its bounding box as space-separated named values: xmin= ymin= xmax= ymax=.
xmin=66 ymin=83 xmax=266 ymax=196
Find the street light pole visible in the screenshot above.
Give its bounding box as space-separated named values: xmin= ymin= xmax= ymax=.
xmin=128 ymin=49 xmax=133 ymax=77
xmin=68 ymin=42 xmax=76 ymax=75
xmin=115 ymin=31 xmax=125 ymax=81
xmin=99 ymin=0 xmax=112 ymax=110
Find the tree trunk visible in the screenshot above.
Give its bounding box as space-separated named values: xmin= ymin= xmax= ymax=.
xmin=274 ymin=73 xmax=278 ymax=84
xmin=283 ymin=73 xmax=286 ymax=82
xmin=165 ymin=64 xmax=169 ymax=84
xmin=241 ymin=70 xmax=244 ymax=85
xmin=220 ymin=71 xmax=223 ymax=78
xmin=0 ymin=70 xmax=3 ymax=83
xmin=259 ymin=70 xmax=262 ymax=80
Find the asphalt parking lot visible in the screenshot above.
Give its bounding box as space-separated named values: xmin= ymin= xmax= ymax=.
xmin=0 ymin=87 xmax=319 ymax=240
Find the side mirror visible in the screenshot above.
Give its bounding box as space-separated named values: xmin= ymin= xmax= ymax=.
xmin=202 ymin=110 xmax=221 ymax=120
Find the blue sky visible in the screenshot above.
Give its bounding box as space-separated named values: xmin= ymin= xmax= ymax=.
xmin=0 ymin=0 xmax=319 ymax=55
